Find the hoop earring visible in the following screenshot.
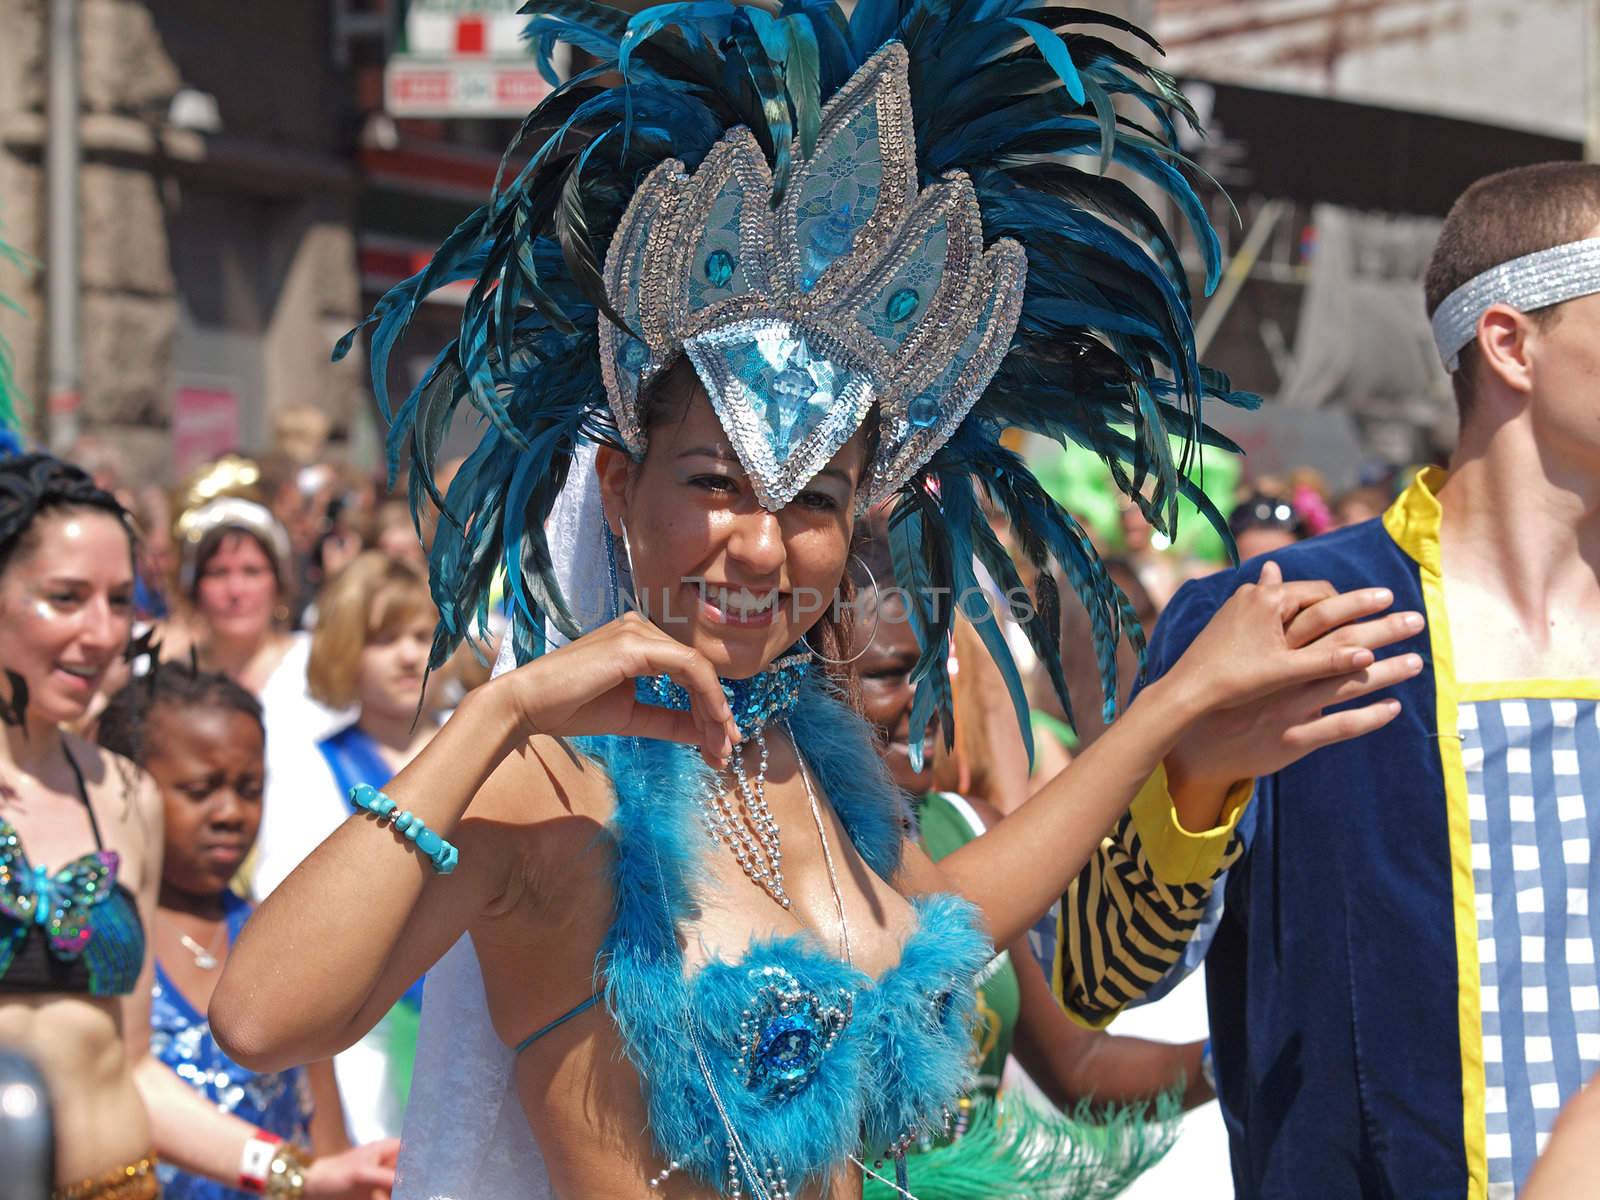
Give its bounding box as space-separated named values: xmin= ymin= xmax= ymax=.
xmin=802 ymin=554 xmax=881 ymax=666
xmin=603 ymin=522 xmax=622 ymax=619
xmin=606 ymin=519 xmax=639 ymax=617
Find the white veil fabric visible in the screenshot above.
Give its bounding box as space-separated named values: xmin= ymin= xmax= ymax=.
xmin=394 ymin=442 xmax=615 ymax=1200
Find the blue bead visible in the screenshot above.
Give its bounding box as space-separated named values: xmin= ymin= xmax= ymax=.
xmin=434 ymin=843 xmax=459 ymax=874
xmin=886 ymin=287 xmax=919 ymax=323
xmin=619 ymin=337 xmax=649 ymax=370
xmin=907 ymin=395 xmax=940 ymax=429
xmin=414 ymin=827 xmax=445 ymax=857
xmin=704 ymin=249 xmax=735 ymax=288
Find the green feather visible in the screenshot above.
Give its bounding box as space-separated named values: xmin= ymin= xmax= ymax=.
xmin=863 ymin=1091 xmax=1184 ymax=1200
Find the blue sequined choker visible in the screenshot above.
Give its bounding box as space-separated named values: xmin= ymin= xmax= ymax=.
xmin=636 ymin=651 xmax=812 ymax=736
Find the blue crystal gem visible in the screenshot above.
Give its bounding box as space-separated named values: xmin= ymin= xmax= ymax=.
xmin=704 ymin=249 xmax=736 ymax=288
xmin=754 ymin=1014 xmax=818 ymax=1088
xmin=619 ymin=337 xmax=650 ymax=371
xmin=635 ymin=651 xmax=811 ymax=736
xmin=802 ymin=204 xmax=856 ymax=291
xmin=738 ymin=966 xmax=852 ymax=1099
xmin=907 ymin=395 xmax=940 ymax=430
xmin=886 ymin=288 xmax=920 ymax=323
xmin=769 ymin=367 xmax=817 ymax=406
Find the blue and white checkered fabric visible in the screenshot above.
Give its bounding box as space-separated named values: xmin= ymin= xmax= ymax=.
xmin=1463 ymin=696 xmax=1600 ymax=1196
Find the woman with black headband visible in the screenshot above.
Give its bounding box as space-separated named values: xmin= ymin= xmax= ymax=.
xmin=0 ymin=451 xmax=395 ymax=1200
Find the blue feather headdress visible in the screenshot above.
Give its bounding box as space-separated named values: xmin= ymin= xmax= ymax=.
xmin=339 ymin=0 xmax=1255 ymax=761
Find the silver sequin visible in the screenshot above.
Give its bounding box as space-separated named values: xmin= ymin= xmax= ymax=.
xmin=1431 ymin=237 xmax=1600 ymax=369
xmin=598 ymin=43 xmax=1027 ymax=512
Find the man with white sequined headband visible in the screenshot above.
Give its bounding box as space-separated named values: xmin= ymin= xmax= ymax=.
xmin=1049 ymin=161 xmax=1600 ymax=1197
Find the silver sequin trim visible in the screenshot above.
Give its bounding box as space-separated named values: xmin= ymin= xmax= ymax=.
xmin=1431 ymin=237 xmax=1600 ymax=369
xmin=598 ymin=42 xmax=1028 ymax=509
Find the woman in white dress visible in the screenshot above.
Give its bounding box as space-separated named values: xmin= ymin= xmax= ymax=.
xmin=171 ymin=491 xmax=352 ymax=804
xmin=253 ymin=551 xmax=446 ymax=1141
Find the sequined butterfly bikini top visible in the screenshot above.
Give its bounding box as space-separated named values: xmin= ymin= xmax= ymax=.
xmin=0 ymin=745 xmax=144 ymax=997
xmin=578 ymin=673 xmax=991 ymax=1196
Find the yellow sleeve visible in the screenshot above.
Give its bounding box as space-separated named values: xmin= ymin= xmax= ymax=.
xmin=1130 ymin=764 xmax=1253 ymax=884
xmin=1053 ymin=766 xmax=1252 ymax=1028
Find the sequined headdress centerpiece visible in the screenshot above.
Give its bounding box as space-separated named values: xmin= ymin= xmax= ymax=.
xmin=342 ymin=0 xmax=1255 ymax=757
xmin=602 ymin=44 xmax=1025 ymax=511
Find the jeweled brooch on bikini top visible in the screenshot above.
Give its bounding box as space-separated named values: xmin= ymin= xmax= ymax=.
xmin=739 ymin=964 xmax=854 ymax=1100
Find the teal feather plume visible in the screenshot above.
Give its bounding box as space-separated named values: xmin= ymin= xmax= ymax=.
xmin=0 ymin=236 xmax=22 ymax=450
xmin=338 ymin=0 xmax=1254 ymax=754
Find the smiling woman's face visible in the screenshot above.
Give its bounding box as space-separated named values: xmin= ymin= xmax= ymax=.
xmin=0 ymin=510 xmax=135 ymax=727
xmin=598 ymin=373 xmax=865 ymax=679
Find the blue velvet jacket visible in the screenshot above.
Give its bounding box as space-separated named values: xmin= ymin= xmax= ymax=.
xmin=1053 ymin=471 xmax=1508 ymax=1198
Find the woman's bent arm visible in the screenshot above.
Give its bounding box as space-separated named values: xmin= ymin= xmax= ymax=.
xmin=1007 ymin=935 xmax=1211 ymax=1111
xmin=210 ymin=678 xmax=526 ymax=1071
xmin=921 ymin=566 xmax=1425 ymax=946
xmin=212 ymin=614 xmax=740 ymax=1072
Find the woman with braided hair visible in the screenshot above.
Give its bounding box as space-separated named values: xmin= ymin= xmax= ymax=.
xmin=0 ymin=453 xmax=399 ymax=1200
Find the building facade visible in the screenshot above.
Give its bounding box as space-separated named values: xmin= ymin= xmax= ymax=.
xmin=0 ymin=0 xmax=374 ymax=478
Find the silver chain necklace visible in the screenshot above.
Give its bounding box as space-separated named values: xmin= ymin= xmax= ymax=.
xmin=174 ymin=921 xmax=227 ymax=970
xmin=704 ymin=726 xmax=790 ymax=909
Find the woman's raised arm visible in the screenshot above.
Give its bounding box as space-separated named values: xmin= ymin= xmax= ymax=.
xmin=211 ymin=614 xmax=742 ymax=1071
xmin=911 ymin=563 xmax=1425 ymax=947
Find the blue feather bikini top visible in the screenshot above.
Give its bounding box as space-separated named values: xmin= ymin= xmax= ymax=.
xmin=577 ymin=673 xmax=990 ymax=1196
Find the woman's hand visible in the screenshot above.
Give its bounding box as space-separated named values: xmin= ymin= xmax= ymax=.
xmin=1159 ymin=561 xmax=1426 ymax=828
xmin=1160 ymin=562 xmax=1415 ymax=716
xmin=497 ymin=612 xmax=742 ymax=767
xmin=304 ymin=1139 xmax=400 ymax=1200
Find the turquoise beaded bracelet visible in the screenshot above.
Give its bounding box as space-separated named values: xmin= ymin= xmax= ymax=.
xmin=350 ymin=783 xmax=459 ymax=874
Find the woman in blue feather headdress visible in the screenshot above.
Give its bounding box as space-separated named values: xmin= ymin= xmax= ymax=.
xmin=213 ymin=4 xmax=1420 ymax=1197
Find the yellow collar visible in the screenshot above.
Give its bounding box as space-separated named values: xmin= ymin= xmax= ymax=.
xmin=1381 ymin=466 xmax=1449 ymax=577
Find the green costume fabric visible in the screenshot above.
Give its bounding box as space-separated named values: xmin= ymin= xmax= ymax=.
xmin=1030 ymin=710 xmax=1080 ymax=756
xmin=916 ymin=792 xmax=1021 ymax=1095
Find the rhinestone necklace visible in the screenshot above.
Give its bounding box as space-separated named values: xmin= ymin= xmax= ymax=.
xmin=636 ymin=651 xmax=812 ymax=909
xmin=708 ymin=726 xmax=789 ymax=906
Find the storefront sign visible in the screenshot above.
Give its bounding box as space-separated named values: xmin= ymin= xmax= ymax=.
xmin=172 ymin=385 xmax=241 ymax=476
xmin=384 ymin=0 xmax=554 ymax=117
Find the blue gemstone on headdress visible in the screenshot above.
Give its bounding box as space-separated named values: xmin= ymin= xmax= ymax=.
xmin=619 ymin=337 xmax=650 ymax=371
xmin=704 ymin=250 xmax=736 ymax=288
xmin=802 ymin=205 xmax=858 ymax=291
xmin=887 ymin=288 xmax=919 ymax=324
xmin=770 ymin=367 xmax=817 ymax=407
xmin=907 ymin=395 xmax=940 ymax=429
